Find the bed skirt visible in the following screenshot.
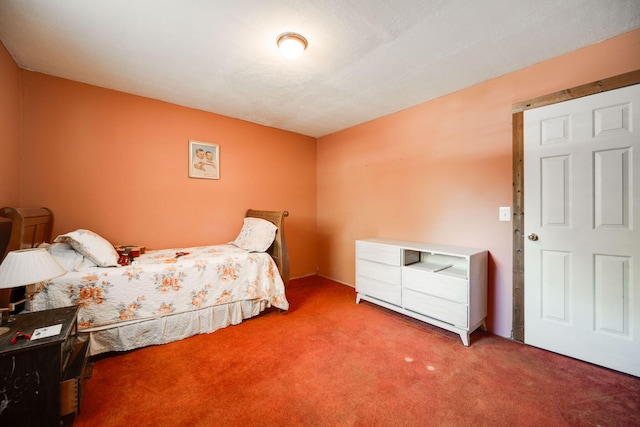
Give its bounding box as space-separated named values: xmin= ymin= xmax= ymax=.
xmin=82 ymin=299 xmax=270 ymax=356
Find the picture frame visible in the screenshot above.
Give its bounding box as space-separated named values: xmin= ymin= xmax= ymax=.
xmin=189 ymin=140 xmax=219 ymax=179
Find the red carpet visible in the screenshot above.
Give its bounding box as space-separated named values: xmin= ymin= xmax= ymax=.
xmin=73 ymin=276 xmax=640 ymax=426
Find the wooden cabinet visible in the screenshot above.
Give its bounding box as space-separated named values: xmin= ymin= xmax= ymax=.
xmin=356 ymin=238 xmax=488 ymax=346
xmin=0 ymin=306 xmax=91 ymax=426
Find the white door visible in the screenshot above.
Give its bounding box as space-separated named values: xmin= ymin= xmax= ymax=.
xmin=524 ymin=84 xmax=640 ymax=377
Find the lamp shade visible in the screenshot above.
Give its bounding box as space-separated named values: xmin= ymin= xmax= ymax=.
xmin=0 ymin=248 xmax=66 ymax=289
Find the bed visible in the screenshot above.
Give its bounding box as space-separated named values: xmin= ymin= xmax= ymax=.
xmin=0 ymin=207 xmax=290 ymax=355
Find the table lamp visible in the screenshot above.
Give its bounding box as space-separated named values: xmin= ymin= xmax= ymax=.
xmin=0 ymin=248 xmax=66 ymax=335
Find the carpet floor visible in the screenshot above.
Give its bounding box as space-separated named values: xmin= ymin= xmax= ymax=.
xmin=72 ymin=275 xmax=640 ymax=426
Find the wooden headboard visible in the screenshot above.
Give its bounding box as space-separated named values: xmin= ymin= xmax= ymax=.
xmin=246 ymin=209 xmax=290 ymax=285
xmin=0 ymin=207 xmax=54 ymax=260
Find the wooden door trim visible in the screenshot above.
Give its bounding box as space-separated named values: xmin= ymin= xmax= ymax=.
xmin=510 ymin=69 xmax=640 ymax=342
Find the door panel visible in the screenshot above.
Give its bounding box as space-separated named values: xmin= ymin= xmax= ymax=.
xmin=524 ymin=83 xmax=640 ymax=377
xmin=594 ymin=148 xmax=631 ymax=228
xmin=594 ymin=254 xmax=630 ymax=335
xmin=541 ymin=156 xmax=570 ymax=226
xmin=540 ymin=250 xmax=570 ymax=323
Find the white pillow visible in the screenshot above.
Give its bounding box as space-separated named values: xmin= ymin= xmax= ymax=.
xmin=47 ymin=242 xmax=84 ymax=271
xmin=230 ymin=217 xmax=277 ymax=252
xmin=54 ymin=229 xmax=119 ymax=267
xmin=47 ymin=242 xmax=97 ymax=271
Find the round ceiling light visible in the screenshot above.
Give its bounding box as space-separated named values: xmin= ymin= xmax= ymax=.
xmin=276 ymin=32 xmax=308 ymax=59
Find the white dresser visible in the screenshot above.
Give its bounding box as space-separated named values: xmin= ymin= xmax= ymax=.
xmin=355 ymin=238 xmax=488 ymax=346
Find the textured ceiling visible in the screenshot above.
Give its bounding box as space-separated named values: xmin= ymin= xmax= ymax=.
xmin=1 ymin=0 xmax=639 ymax=137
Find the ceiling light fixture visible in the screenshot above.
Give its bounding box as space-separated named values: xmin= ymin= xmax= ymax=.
xmin=276 ymin=32 xmax=308 ymax=59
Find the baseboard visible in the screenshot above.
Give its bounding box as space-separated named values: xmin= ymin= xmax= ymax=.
xmin=289 ymin=272 xmax=317 ymax=280
xmin=316 ymin=273 xmax=354 ymax=288
xmin=289 ymin=273 xmax=355 ymax=288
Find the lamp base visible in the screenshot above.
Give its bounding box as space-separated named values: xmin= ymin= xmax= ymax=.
xmin=0 ymin=326 xmax=10 ymax=336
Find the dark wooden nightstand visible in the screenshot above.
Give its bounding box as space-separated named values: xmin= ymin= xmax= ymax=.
xmin=0 ymin=306 xmax=92 ymax=426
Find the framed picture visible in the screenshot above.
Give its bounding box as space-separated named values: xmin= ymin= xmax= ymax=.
xmin=189 ymin=140 xmax=219 ymax=179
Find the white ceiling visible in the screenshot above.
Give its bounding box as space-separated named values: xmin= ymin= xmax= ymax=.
xmin=1 ymin=1 xmax=639 ymax=138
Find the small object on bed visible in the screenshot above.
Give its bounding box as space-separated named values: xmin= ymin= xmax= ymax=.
xmin=117 ymin=248 xmax=131 ymax=266
xmin=114 ymin=245 xmax=145 ymax=258
xmin=115 ymin=245 xmax=145 ymax=266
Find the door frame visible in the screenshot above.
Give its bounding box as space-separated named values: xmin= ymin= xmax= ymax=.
xmin=510 ymin=69 xmax=640 ymax=342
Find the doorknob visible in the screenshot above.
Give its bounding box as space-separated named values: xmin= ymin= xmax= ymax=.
xmin=527 ymin=233 xmax=539 ymax=241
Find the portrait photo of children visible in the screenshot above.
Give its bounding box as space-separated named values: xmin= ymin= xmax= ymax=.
xmin=189 ymin=140 xmax=219 ymax=179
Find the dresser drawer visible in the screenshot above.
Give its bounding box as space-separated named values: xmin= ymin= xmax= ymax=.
xmin=356 ymin=276 xmax=402 ymax=306
xmin=356 ymin=241 xmax=401 ymax=266
xmin=403 ymin=289 xmax=468 ymax=327
xmin=356 ymin=259 xmax=401 ymax=285
xmin=402 ymin=267 xmax=468 ymax=304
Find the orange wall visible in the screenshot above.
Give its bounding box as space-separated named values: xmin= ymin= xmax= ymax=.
xmin=19 ymin=72 xmax=318 ymax=279
xmin=317 ymin=29 xmax=640 ymax=338
xmin=0 ymin=41 xmax=21 ymax=207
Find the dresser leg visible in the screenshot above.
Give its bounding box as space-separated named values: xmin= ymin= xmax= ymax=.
xmin=460 ymin=332 xmax=470 ymax=347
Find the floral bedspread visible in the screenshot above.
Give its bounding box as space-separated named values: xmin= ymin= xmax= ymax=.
xmin=31 ymin=244 xmax=288 ymax=330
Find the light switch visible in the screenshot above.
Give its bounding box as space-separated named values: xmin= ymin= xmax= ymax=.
xmin=499 ymin=206 xmax=511 ymax=222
